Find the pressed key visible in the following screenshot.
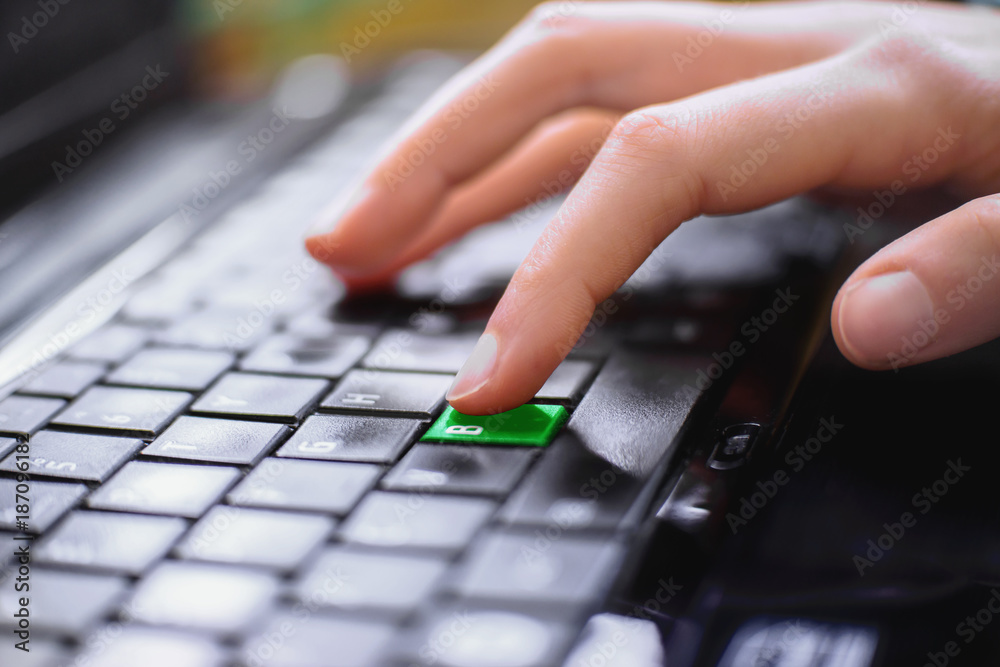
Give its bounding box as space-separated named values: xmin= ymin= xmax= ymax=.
xmin=191 ymin=372 xmax=326 ymax=422
xmin=144 ymin=416 xmax=289 ymax=466
xmin=88 ymin=461 xmax=239 ymax=518
xmin=382 ymin=444 xmax=535 ymax=496
xmin=244 ymin=613 xmax=394 ymax=667
xmin=51 ymin=386 xmax=192 ymax=437
xmin=240 ymin=334 xmax=370 ymax=378
xmin=106 ymin=348 xmax=233 ymax=391
xmin=321 ymin=370 xmax=453 ymax=416
xmin=362 ymin=329 xmax=480 ymax=373
xmin=36 ymin=510 xmax=187 ymax=574
xmin=421 ymin=404 xmax=567 ymax=447
xmin=293 ymin=546 xmax=447 ymax=616
xmin=534 ymin=359 xmax=596 ymax=402
xmin=0 ymin=568 xmax=127 ymax=636
xmin=276 ymin=414 xmax=421 ymax=464
xmin=0 ymin=431 xmax=141 ymax=482
xmin=69 ymin=324 xmax=149 ymax=363
xmin=129 ymin=561 xmax=277 ymax=634
xmin=74 ymin=627 xmax=227 ymax=667
xmin=340 ymin=491 xmax=495 ymax=552
xmin=20 ymin=360 xmax=106 ymax=398
xmin=0 ymin=395 xmax=65 ymax=437
xmin=0 ymin=478 xmax=87 ymax=532
xmin=176 ymin=506 xmax=333 ymax=570
xmin=227 ymin=458 xmax=379 ymax=515
xmin=452 ymin=531 xmax=624 ymax=607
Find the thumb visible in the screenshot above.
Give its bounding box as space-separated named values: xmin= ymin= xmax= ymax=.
xmin=832 ymin=194 xmax=1000 ymax=371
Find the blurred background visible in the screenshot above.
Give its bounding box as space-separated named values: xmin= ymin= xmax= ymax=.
xmin=180 ymin=0 xmax=543 ymax=98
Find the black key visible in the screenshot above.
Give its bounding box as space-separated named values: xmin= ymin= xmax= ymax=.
xmin=75 ymin=627 xmax=226 ymax=667
xmin=396 ymin=607 xmax=573 ymax=667
xmin=340 ymin=492 xmax=495 ymax=552
xmin=452 ymin=531 xmax=624 ymax=607
xmin=227 ymin=458 xmax=379 ymax=515
xmin=36 ymin=510 xmax=187 ymax=574
xmin=293 ymin=547 xmax=447 ymax=616
xmin=0 ymin=431 xmax=141 ymax=482
xmin=107 ymin=348 xmax=233 ymax=391
xmin=191 ymin=372 xmax=326 ymax=422
xmin=497 ymin=433 xmax=644 ymax=533
xmin=534 ymin=359 xmax=595 ymax=402
xmin=144 ymin=416 xmax=289 ymax=466
xmin=240 ymin=334 xmax=370 ymax=378
xmin=88 ymin=461 xmax=239 ymax=518
xmin=20 ymin=360 xmax=106 ymax=398
xmin=176 ymin=506 xmax=333 ymax=570
xmin=276 ymin=414 xmax=421 ymax=464
xmin=0 ymin=395 xmax=65 ymax=437
xmin=0 ymin=568 xmax=127 ymax=636
xmin=0 ymin=478 xmax=87 ymax=533
xmin=501 ymin=351 xmax=707 ymax=532
xmin=128 ymin=561 xmax=277 ymax=634
xmin=321 ymin=370 xmax=453 ymax=416
xmin=154 ymin=310 xmax=271 ymax=351
xmin=69 ymin=324 xmax=149 ymax=363
xmin=382 ymin=445 xmax=535 ymax=496
xmin=362 ymin=330 xmax=480 ymax=373
xmin=0 ymin=438 xmax=16 ymax=460
xmin=51 ymin=386 xmax=192 ymax=437
xmin=244 ymin=613 xmax=394 ymax=667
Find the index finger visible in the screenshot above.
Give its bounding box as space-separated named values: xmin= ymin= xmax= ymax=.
xmin=305 ymin=1 xmax=855 ymax=274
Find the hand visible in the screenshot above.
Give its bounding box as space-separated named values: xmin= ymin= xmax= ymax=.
xmin=306 ymin=0 xmax=1000 ymax=414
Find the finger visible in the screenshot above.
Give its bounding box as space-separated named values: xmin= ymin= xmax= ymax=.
xmin=832 ymin=194 xmax=1000 ymax=372
xmin=306 ymin=1 xmax=865 ymax=273
xmin=445 ymin=37 xmax=980 ymax=414
xmin=338 ymin=108 xmax=620 ymax=291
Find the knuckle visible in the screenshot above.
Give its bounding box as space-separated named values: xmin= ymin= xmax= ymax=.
xmin=852 ymin=30 xmax=957 ymax=81
xmin=606 ymin=109 xmax=688 ymax=163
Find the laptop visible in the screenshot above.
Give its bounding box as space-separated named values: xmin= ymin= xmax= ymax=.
xmin=2 ymin=1 xmax=999 ymax=666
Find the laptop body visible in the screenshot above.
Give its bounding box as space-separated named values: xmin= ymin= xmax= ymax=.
xmin=1 ymin=2 xmax=999 ymax=665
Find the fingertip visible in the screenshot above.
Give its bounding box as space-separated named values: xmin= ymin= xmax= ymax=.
xmin=832 ymin=270 xmax=936 ymax=370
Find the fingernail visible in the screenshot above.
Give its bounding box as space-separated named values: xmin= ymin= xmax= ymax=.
xmin=838 ymin=271 xmax=936 ymax=365
xmin=447 ymin=333 xmax=498 ymax=401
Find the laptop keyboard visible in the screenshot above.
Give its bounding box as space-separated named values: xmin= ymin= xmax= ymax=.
xmin=0 ymin=56 xmax=842 ymax=667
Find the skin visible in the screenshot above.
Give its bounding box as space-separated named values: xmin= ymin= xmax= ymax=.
xmin=305 ymin=0 xmax=1000 ymax=415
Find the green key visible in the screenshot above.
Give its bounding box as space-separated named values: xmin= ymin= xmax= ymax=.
xmin=421 ymin=404 xmax=568 ymax=447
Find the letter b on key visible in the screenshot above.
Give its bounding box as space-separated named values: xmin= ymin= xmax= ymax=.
xmin=445 ymin=424 xmax=484 ymax=436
